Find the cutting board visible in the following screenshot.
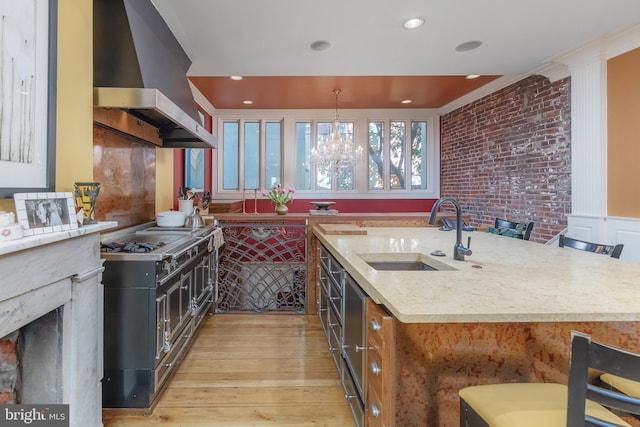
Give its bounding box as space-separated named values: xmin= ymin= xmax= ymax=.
xmin=316 ymin=223 xmax=367 ymax=235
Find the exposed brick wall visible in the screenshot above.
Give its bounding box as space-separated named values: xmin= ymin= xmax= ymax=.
xmin=0 ymin=332 xmax=18 ymax=404
xmin=441 ymin=75 xmax=571 ymax=243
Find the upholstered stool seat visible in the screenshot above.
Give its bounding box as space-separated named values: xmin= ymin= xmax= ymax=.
xmin=459 ymin=331 xmax=640 ymax=427
xmin=601 ymin=374 xmax=640 ymax=397
xmin=460 ymin=383 xmax=630 ymax=427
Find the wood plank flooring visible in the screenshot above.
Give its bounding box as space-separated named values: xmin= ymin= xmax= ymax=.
xmin=102 ymin=314 xmax=356 ymax=427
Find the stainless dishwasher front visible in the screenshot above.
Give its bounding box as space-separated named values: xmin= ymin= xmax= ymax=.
xmin=342 ymin=272 xmax=366 ymax=426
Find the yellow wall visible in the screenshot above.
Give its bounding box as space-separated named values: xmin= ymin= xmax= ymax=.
xmin=156 ymin=149 xmax=174 ymax=212
xmin=608 ymin=47 xmax=640 ymax=217
xmin=57 ymin=0 xmax=94 ymax=192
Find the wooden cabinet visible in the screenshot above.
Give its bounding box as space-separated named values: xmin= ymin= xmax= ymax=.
xmin=365 ymin=299 xmax=396 ymax=427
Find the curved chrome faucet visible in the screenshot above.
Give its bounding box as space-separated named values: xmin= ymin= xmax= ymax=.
xmin=428 ymin=197 xmax=472 ymax=261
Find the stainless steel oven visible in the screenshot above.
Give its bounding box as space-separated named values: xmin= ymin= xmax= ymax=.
xmin=101 ymin=223 xmax=224 ymax=408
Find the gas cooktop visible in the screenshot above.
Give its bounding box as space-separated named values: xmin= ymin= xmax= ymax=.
xmin=100 ymin=222 xmax=218 ymax=261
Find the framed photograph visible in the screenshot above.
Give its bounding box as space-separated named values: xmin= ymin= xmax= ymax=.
xmin=13 ymin=192 xmax=77 ymax=236
xmin=0 ymin=0 xmax=58 ymax=198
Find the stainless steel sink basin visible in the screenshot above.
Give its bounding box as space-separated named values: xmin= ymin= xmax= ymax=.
xmin=366 ymin=260 xmax=438 ymax=271
xmin=358 ymin=253 xmax=456 ymax=271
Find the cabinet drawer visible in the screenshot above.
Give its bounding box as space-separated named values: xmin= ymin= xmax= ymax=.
xmin=367 ymin=344 xmax=384 ymax=393
xmin=328 ymin=283 xmax=343 ymax=324
xmin=366 ymin=381 xmax=385 ymax=427
xmin=365 ymin=299 xmax=396 ymax=427
xmin=319 ymin=245 xmax=330 ymax=272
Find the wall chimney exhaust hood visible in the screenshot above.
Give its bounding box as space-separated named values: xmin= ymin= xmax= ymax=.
xmin=93 ymin=0 xmax=216 ymax=149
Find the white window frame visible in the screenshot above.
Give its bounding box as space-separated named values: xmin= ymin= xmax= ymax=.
xmin=212 ymin=109 xmax=440 ymax=200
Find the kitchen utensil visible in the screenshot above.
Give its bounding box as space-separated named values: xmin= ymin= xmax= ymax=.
xmin=157 ymin=210 xmax=186 ymax=227
xmin=184 ymin=206 xmax=204 ymax=228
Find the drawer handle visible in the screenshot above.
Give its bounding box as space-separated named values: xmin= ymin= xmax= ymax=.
xmin=345 ymin=393 xmax=357 ymax=400
xmin=329 ymin=322 xmax=339 ymax=327
xmin=355 ymin=345 xmax=368 ymax=352
xmin=370 ymin=361 xmax=381 ymax=376
xmin=370 ymin=319 xmax=381 ymax=331
xmin=370 ymin=402 xmax=381 ymax=418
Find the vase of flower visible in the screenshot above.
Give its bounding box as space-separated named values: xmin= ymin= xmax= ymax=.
xmin=264 ymin=184 xmax=294 ymax=215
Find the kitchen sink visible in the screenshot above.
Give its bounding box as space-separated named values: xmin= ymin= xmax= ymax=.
xmin=358 ymin=253 xmax=456 ymax=272
xmin=366 ymin=260 xmax=438 ymax=271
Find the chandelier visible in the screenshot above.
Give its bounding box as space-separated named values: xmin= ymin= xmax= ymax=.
xmin=309 ymin=89 xmax=365 ymax=176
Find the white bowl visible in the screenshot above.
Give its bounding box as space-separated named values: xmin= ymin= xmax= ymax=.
xmin=156 ymin=210 xmax=186 ymax=227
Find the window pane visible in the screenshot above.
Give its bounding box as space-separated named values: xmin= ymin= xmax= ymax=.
xmin=411 ymin=121 xmax=428 ymax=189
xmin=243 ymin=122 xmax=260 ymax=189
xmin=265 ymin=122 xmax=281 ymax=188
xmin=337 ymin=122 xmax=355 ymax=190
xmin=390 ymin=121 xmax=406 ymax=189
xmin=315 ymin=122 xmax=332 ymax=190
xmin=368 ymin=121 xmax=384 ymax=189
xmin=223 ymin=122 xmax=239 ymax=190
xmin=184 ymin=148 xmax=204 ymax=191
xmin=295 ymin=122 xmax=311 ymax=190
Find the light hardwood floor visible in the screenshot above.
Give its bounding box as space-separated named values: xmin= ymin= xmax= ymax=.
xmin=102 ymin=314 xmax=356 ymax=427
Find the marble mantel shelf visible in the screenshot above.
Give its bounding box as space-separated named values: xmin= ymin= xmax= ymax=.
xmin=0 ymin=221 xmax=117 ymax=256
xmin=314 ymin=226 xmax=640 ymax=324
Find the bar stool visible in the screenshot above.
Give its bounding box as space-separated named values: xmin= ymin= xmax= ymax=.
xmin=459 ymin=331 xmax=640 ymax=427
xmin=491 ymin=218 xmax=534 ymax=240
xmin=559 ymin=235 xmax=624 ymax=259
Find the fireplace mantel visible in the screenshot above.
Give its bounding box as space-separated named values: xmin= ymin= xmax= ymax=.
xmin=0 ymin=221 xmax=116 ymax=427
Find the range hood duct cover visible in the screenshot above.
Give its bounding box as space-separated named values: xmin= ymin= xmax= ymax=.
xmin=93 ymin=0 xmax=215 ymax=149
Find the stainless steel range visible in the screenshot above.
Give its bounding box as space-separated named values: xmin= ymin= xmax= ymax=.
xmin=100 ymin=223 xmax=223 ymax=409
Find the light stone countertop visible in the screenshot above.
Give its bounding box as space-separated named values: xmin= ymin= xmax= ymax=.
xmin=314 ymin=226 xmax=640 ymax=324
xmin=0 ymin=221 xmax=117 ymax=256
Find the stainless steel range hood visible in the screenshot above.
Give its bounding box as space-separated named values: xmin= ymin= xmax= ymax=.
xmin=93 ymin=0 xmax=216 ymax=149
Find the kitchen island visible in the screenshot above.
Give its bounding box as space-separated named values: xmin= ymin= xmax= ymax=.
xmin=314 ymin=226 xmax=640 ymax=426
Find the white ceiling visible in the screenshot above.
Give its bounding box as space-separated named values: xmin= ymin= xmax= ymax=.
xmin=150 ymin=0 xmax=640 ymax=109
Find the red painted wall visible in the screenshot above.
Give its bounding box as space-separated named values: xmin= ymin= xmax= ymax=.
xmin=440 ymin=75 xmax=572 ymax=242
xmin=247 ymin=198 xmax=437 ymax=215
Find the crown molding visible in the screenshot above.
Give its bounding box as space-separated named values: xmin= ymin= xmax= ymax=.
xmin=190 ymin=81 xmax=216 ymax=115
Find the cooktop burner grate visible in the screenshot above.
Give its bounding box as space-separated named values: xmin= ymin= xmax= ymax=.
xmin=101 ymin=241 xmax=167 ymax=253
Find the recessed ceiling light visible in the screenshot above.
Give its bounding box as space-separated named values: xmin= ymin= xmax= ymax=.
xmin=230 ymin=75 xmax=243 ymax=81
xmin=402 ymin=17 xmax=425 ymax=29
xmin=310 ymin=40 xmax=332 ymax=51
xmin=466 ymin=74 xmax=481 ymax=79
xmin=242 ymin=100 xmax=253 ymax=105
xmin=401 ymin=99 xmax=413 ymax=104
xmin=455 ymin=40 xmax=482 ymax=52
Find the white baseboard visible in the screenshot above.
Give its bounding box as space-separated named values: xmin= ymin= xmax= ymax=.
xmin=567 ymin=214 xmax=640 ymax=263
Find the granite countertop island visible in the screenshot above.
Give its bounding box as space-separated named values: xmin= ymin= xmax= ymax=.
xmin=313 ymin=226 xmax=640 ymax=323
xmin=314 ymin=225 xmax=640 ymax=426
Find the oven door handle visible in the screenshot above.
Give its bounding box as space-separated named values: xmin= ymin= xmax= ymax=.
xmin=165 ymin=230 xmax=216 ymax=261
